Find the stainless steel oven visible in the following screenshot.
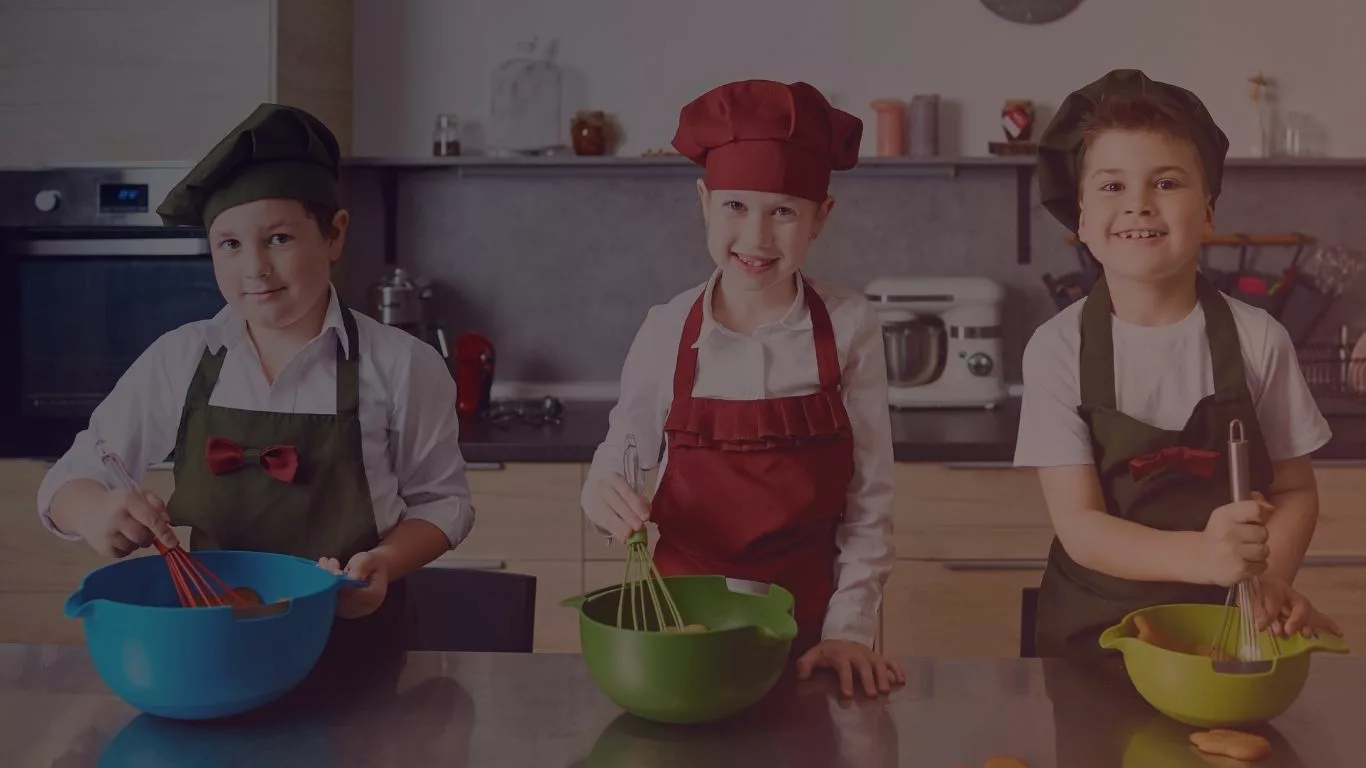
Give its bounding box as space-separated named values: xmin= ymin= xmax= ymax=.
xmin=0 ymin=165 xmax=224 ymax=459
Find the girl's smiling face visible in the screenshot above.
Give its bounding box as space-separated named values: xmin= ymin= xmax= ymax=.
xmin=698 ymin=180 xmax=834 ymax=296
xmin=208 ymin=199 xmax=348 ymax=333
xmin=1077 ymin=129 xmax=1214 ymax=285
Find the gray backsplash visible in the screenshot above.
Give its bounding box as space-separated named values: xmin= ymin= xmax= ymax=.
xmin=335 ymin=163 xmax=1366 ymax=389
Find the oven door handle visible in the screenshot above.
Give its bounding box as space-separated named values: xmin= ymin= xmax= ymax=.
xmin=13 ymin=238 xmax=211 ymax=257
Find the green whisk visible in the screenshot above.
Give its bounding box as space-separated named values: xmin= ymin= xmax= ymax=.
xmin=616 ymin=434 xmax=685 ymax=632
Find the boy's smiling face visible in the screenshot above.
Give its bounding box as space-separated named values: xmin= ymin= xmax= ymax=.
xmin=698 ymin=181 xmax=834 ymax=295
xmin=1077 ymin=129 xmax=1214 ymax=284
xmin=208 ymin=198 xmax=348 ymax=333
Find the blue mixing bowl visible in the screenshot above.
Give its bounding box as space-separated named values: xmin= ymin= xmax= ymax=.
xmin=65 ymin=550 xmax=366 ymax=720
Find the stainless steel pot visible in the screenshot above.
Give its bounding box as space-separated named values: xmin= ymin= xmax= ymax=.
xmin=881 ymin=318 xmax=946 ymax=386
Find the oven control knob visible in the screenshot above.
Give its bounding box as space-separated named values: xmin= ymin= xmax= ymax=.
xmin=966 ymin=352 xmax=994 ymax=377
xmin=34 ymin=190 xmax=62 ymax=213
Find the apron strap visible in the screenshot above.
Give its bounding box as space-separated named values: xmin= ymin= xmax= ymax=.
xmin=1078 ymin=271 xmax=1251 ymax=409
xmin=670 ymin=275 xmax=843 ymax=401
xmin=1078 ymin=274 xmax=1118 ymax=409
xmin=804 ymin=278 xmax=842 ymax=392
xmin=336 ymin=302 xmax=361 ymax=417
xmin=1194 ymin=272 xmax=1251 ymax=401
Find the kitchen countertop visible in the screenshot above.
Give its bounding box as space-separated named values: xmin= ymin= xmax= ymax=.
xmin=3 ymin=643 xmax=1360 ymax=767
xmin=457 ymin=396 xmax=1366 ymax=465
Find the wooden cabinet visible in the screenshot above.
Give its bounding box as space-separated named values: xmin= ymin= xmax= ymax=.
xmin=0 ymin=0 xmax=353 ymax=167
xmin=3 ymin=458 xmax=1364 ymax=657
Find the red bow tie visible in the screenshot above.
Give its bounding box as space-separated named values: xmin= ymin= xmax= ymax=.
xmin=1129 ymin=446 xmax=1220 ymax=482
xmin=205 ymin=436 xmax=299 ymax=483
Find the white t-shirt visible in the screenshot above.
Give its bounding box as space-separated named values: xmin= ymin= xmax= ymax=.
xmin=1014 ymin=292 xmax=1332 ymax=467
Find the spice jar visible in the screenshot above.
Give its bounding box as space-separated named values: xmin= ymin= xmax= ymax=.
xmin=870 ymin=99 xmax=906 ymax=157
xmin=433 ymin=113 xmax=461 ymax=157
xmin=571 ymin=111 xmax=607 ymax=155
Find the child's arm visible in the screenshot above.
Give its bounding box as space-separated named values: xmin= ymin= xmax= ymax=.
xmin=822 ymin=300 xmax=895 ymax=648
xmin=40 ymin=331 xmax=191 ymax=550
xmin=1016 ymin=321 xmax=1266 ymax=585
xmin=581 ymin=306 xmax=670 ymax=538
xmin=1250 ymin=319 xmax=1333 ymax=584
xmin=380 ymin=340 xmax=475 ymax=580
xmin=1036 ymin=464 xmax=1213 ymax=582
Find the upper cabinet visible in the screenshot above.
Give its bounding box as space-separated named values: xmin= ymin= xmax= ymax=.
xmin=0 ymin=0 xmax=353 ymax=167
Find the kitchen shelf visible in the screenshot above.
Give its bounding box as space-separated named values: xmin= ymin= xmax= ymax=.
xmin=349 ymin=153 xmax=1366 ymax=269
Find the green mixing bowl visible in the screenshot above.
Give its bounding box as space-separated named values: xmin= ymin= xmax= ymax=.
xmin=561 ymin=575 xmax=798 ymax=725
xmin=1099 ymin=603 xmax=1349 ymax=728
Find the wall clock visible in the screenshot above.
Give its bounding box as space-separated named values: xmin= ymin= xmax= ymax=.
xmin=980 ymin=0 xmax=1084 ymax=24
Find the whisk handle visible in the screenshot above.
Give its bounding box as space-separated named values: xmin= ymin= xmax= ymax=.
xmin=1228 ymin=419 xmax=1251 ymax=503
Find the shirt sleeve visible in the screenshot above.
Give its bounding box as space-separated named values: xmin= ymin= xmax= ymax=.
xmin=822 ymin=297 xmax=896 ymax=648
xmin=581 ymin=304 xmax=672 ymax=521
xmin=35 ymin=330 xmax=191 ymax=540
xmin=391 ymin=337 xmax=475 ymax=549
xmin=1013 ymin=316 xmax=1095 ymax=467
xmin=1252 ymin=317 xmax=1332 ymax=461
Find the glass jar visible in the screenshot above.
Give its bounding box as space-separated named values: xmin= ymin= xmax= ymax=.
xmin=489 ymin=38 xmax=563 ymax=154
xmin=433 ymin=113 xmax=461 ymax=157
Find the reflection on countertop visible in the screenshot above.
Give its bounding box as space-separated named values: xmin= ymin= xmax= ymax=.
xmin=458 ymin=396 xmax=1366 ymax=465
xmin=4 ymin=643 xmax=1359 ymax=767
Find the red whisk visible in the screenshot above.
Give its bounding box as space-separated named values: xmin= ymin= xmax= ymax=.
xmin=96 ymin=442 xmax=259 ymax=608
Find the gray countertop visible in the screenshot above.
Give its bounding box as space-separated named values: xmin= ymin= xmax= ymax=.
xmin=458 ymin=396 xmax=1366 ymax=465
xmin=4 ymin=643 xmax=1360 ymax=767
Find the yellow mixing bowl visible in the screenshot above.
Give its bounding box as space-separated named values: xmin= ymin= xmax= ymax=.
xmin=1099 ymin=603 xmax=1349 ymax=728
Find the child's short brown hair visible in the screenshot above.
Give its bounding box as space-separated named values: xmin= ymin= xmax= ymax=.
xmin=1077 ymin=96 xmax=1209 ymax=193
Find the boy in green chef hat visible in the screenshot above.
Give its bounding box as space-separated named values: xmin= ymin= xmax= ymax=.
xmin=38 ymin=103 xmax=473 ymax=658
xmin=1014 ymin=70 xmax=1343 ymax=662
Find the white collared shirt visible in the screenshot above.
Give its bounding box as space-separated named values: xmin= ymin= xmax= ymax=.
xmin=583 ymin=269 xmax=896 ymax=647
xmin=37 ymin=285 xmax=475 ymax=550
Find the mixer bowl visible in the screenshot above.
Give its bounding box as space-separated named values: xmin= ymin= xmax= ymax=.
xmin=561 ymin=575 xmax=798 ymax=724
xmin=65 ymin=550 xmax=365 ymax=720
xmin=881 ymin=318 xmax=946 ymax=386
xmin=1099 ymin=603 xmax=1349 ymax=727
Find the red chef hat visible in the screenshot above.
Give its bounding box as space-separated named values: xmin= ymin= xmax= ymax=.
xmin=671 ymin=80 xmax=863 ymax=203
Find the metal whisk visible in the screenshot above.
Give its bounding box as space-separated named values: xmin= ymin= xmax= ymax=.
xmin=1211 ymin=420 xmax=1281 ymax=673
xmin=97 ymin=441 xmax=257 ymax=609
xmin=616 ymin=434 xmax=684 ymax=632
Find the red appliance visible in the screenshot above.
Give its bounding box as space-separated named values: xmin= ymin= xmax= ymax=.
xmin=455 ymin=333 xmax=495 ymax=416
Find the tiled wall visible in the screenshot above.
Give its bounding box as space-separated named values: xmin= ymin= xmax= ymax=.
xmin=336 ymin=162 xmax=1366 ymax=388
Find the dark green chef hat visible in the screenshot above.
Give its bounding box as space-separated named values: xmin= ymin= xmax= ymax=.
xmin=157 ymin=103 xmax=341 ymax=229
xmin=1037 ymin=69 xmax=1229 ymax=232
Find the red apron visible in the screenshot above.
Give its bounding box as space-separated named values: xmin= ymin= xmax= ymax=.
xmin=651 ymin=277 xmax=856 ymax=657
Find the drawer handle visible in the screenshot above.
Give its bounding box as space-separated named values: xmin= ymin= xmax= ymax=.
xmin=428 ymin=560 xmax=506 ymax=570
xmin=943 ymin=462 xmax=1019 ymax=470
xmin=941 ymin=559 xmax=1047 ymax=571
xmin=466 ymin=462 xmax=505 ymax=471
xmin=940 ymin=556 xmax=1366 ymax=571
xmin=1303 ymin=555 xmax=1366 ymax=566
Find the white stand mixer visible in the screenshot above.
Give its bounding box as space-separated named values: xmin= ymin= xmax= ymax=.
xmin=865 ymin=276 xmax=1008 ymax=409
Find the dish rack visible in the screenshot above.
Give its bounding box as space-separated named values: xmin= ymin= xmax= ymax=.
xmin=1049 ymin=233 xmax=1364 ymax=347
xmin=1296 ymin=326 xmax=1366 ymax=403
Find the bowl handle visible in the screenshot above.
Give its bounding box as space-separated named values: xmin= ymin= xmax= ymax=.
xmin=1301 ymin=630 xmax=1351 ymax=655
xmin=1098 ymin=620 xmax=1131 ymax=651
xmin=63 ymin=588 xmax=91 ymax=619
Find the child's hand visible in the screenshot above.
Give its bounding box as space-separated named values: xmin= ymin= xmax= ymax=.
xmin=78 ymin=488 xmax=179 ymax=558
xmin=582 ymin=471 xmax=650 ymax=541
xmin=1255 ymin=576 xmax=1344 ymax=638
xmin=318 ymin=552 xmax=389 ymax=619
xmin=795 ymin=639 xmax=906 ymax=698
xmin=1198 ymin=493 xmax=1273 ymax=586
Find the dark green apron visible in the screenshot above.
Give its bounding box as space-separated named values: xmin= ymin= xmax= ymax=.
xmin=1034 ymin=272 xmax=1274 ymax=664
xmin=166 ymin=303 xmax=413 ymax=682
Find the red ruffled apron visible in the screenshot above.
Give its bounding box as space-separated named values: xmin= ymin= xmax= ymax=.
xmin=650 ymin=277 xmax=856 ymax=657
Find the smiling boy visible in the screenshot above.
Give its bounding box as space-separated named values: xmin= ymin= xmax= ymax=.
xmin=1015 ymin=70 xmax=1342 ymax=662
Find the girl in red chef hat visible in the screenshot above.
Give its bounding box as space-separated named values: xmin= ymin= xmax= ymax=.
xmin=582 ymin=79 xmax=904 ymax=697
